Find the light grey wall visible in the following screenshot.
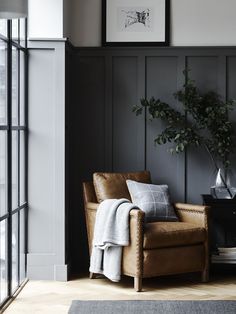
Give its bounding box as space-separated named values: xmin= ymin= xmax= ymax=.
xmin=67 ymin=0 xmax=236 ymax=46
xmin=67 ymin=0 xmax=101 ymax=46
xmin=172 ymin=0 xmax=236 ymax=46
xmin=28 ymin=0 xmax=236 ymax=46
xmin=28 ymin=0 xmax=64 ymax=39
xmin=28 ymin=40 xmax=68 ymax=281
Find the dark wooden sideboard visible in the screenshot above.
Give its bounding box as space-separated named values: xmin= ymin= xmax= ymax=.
xmin=202 ymin=195 xmax=236 ymax=264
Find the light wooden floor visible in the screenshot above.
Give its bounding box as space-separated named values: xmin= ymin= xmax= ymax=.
xmin=4 ymin=273 xmax=236 ymax=314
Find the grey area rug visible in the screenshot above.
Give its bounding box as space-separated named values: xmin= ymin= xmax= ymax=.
xmin=69 ymin=300 xmax=236 ymax=314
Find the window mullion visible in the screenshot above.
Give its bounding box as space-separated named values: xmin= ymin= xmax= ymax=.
xmin=24 ymin=19 xmax=28 ymax=274
xmin=17 ymin=44 xmax=21 ymax=287
xmin=6 ymin=19 xmax=13 ymax=298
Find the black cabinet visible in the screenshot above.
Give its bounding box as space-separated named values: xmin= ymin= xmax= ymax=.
xmin=202 ymin=195 xmax=236 ymax=264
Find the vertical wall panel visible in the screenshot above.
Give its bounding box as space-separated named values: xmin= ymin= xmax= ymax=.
xmin=227 ymin=56 xmax=236 ymax=187
xmin=146 ymin=57 xmax=184 ymax=201
xmin=70 ymin=56 xmax=106 ymax=272
xmin=112 ymin=57 xmax=145 ymax=172
xmin=186 ymin=57 xmax=218 ymax=203
xmin=29 ymin=50 xmax=54 ymax=255
xmin=187 ymin=57 xmax=218 ymax=92
xmin=74 ymin=56 xmax=106 ymax=178
xmin=28 ymin=42 xmax=67 ymax=280
xmin=227 ymin=56 xmax=236 ymax=119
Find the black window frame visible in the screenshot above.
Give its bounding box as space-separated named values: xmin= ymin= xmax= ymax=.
xmin=0 ymin=18 xmax=28 ymax=309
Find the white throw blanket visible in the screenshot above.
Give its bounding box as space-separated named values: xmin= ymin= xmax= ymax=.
xmin=89 ymin=198 xmax=138 ymax=282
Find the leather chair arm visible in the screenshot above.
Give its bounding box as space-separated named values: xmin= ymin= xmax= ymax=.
xmin=86 ymin=202 xmax=99 ymax=211
xmin=122 ymin=209 xmax=145 ymax=278
xmin=174 ymin=203 xmax=210 ymax=281
xmin=86 ymin=202 xmax=144 ymax=218
xmin=85 ymin=202 xmax=145 ymax=266
xmin=129 ymin=208 xmax=144 ymax=218
xmin=174 ymin=203 xmax=210 ymax=230
xmin=84 ymin=202 xmax=99 ymax=255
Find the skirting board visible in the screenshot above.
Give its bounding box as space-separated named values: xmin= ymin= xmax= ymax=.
xmin=27 ymin=258 xmax=68 ymax=281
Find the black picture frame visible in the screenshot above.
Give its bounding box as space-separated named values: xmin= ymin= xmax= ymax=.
xmin=102 ymin=0 xmax=170 ymax=47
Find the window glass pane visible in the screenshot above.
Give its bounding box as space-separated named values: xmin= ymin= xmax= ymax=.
xmin=20 ymin=209 xmax=25 ymax=283
xmin=12 ymin=47 xmax=18 ymax=126
xmin=0 ymin=40 xmax=7 ymax=126
xmin=11 ymin=20 xmax=19 ymax=44
xmin=0 ymin=219 xmax=8 ymax=303
xmin=20 ymin=51 xmax=25 ymax=126
xmin=12 ymin=213 xmax=19 ymax=292
xmin=0 ymin=131 xmax=7 ymax=216
xmin=0 ymin=20 xmax=7 ymax=38
xmin=12 ymin=131 xmax=18 ymax=211
xmin=20 ymin=132 xmax=25 ymax=205
xmin=19 ymin=19 xmax=26 ymax=48
xmin=0 ymin=19 xmax=27 ymax=305
xmin=0 ymin=18 xmax=27 ymax=306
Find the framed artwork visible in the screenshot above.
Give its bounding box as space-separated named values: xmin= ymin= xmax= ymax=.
xmin=102 ymin=0 xmax=170 ymax=47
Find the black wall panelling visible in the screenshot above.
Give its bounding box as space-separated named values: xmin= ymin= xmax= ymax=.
xmin=112 ymin=57 xmax=143 ymax=171
xmin=227 ymin=56 xmax=236 ymax=190
xmin=68 ymin=47 xmax=236 ymax=273
xmin=68 ymin=54 xmax=107 ymax=273
xmin=146 ymin=56 xmax=185 ymax=202
xmin=72 ymin=47 xmax=236 ymax=204
xmin=186 ymin=56 xmax=218 ymax=203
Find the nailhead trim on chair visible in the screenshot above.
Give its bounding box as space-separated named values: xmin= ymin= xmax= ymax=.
xmin=177 ymin=208 xmax=205 ymax=214
xmin=135 ymin=211 xmax=144 ymax=277
xmin=176 ymin=207 xmax=209 ymax=230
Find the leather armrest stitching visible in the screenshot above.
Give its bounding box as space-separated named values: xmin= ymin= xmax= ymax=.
xmin=135 ymin=215 xmax=143 ymax=277
xmin=176 ymin=208 xmax=206 ymax=214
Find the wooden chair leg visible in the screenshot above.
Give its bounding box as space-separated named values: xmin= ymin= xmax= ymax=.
xmin=89 ymin=272 xmax=96 ymax=279
xmin=201 ymin=269 xmax=209 ymax=283
xmin=134 ymin=277 xmax=142 ymax=292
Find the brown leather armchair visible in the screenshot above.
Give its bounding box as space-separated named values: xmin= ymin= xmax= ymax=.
xmin=83 ymin=171 xmax=210 ymax=292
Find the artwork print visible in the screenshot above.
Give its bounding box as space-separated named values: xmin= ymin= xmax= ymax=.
xmin=118 ymin=7 xmax=154 ymax=32
xmin=102 ymin=0 xmax=170 ymax=46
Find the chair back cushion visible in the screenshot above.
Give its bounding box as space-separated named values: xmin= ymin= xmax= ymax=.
xmin=93 ymin=171 xmax=151 ymax=203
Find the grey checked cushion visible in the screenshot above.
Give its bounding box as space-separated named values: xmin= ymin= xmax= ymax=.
xmin=126 ymin=180 xmax=178 ymax=222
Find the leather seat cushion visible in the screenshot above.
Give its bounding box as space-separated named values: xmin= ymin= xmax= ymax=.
xmin=93 ymin=171 xmax=151 ymax=202
xmin=143 ymin=222 xmax=206 ymax=249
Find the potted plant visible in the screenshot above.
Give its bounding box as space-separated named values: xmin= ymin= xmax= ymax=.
xmin=133 ymin=70 xmax=236 ymax=199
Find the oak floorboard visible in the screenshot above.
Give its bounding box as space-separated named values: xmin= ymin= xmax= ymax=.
xmin=4 ymin=273 xmax=236 ymax=314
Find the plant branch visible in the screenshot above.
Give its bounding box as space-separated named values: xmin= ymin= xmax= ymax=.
xmin=133 ymin=70 xmax=236 ymax=199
